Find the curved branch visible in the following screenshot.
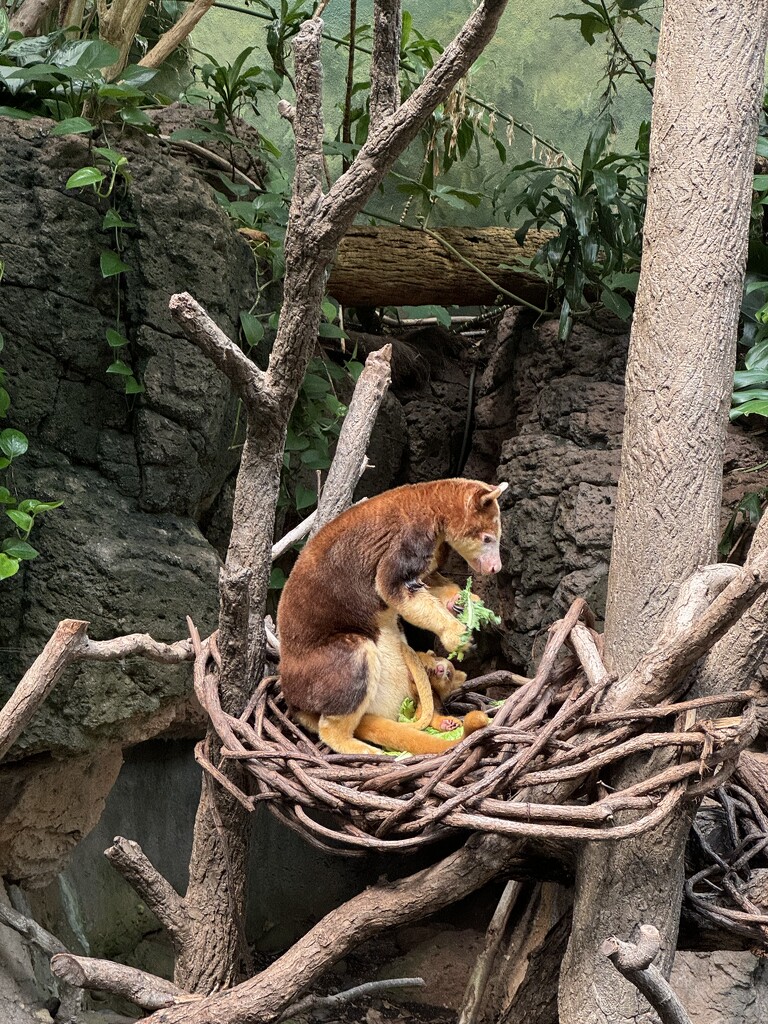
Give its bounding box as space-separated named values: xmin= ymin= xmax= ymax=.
xmin=601 ymin=925 xmax=692 ymax=1024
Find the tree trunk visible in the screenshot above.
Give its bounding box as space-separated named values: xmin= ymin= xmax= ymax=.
xmin=328 ymin=225 xmax=551 ymax=307
xmin=558 ymin=4 xmax=768 ymax=1023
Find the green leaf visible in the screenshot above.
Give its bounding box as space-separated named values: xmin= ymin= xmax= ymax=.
xmin=124 ymin=376 xmax=145 ymax=394
xmin=317 ymin=322 xmax=347 ymax=339
xmin=400 ymin=304 xmax=452 ymax=327
xmin=600 ymin=288 xmax=633 ymax=320
xmin=0 ymin=457 xmax=10 ymax=470
xmin=106 ymin=328 xmax=130 ymax=348
xmin=294 ymin=483 xmax=317 ymax=511
xmin=66 ymin=166 xmax=105 ymax=189
xmin=2 ymin=538 xmax=38 ymax=560
xmin=0 ymin=428 xmax=28 ymax=460
xmin=0 ymin=553 xmax=19 ymax=580
xmin=0 ymin=487 xmax=15 ymax=505
xmin=733 ymin=389 xmax=768 ymax=404
xmin=731 ymin=399 xmax=768 ymax=419
xmin=571 ymin=194 xmax=594 ymax=237
xmin=100 ymin=251 xmax=132 ymax=278
xmin=119 ymin=106 xmax=155 ymax=129
xmin=321 ymin=298 xmax=338 ymax=321
xmin=93 ymin=147 xmax=128 ymax=168
xmin=107 ymin=360 xmax=133 ymax=375
xmin=240 ymin=311 xmax=265 ymax=348
xmin=16 ymin=499 xmax=61 ymax=514
xmin=756 ymin=137 xmax=768 ymax=159
xmin=53 ymin=39 xmax=119 ymax=69
xmin=102 ymin=209 xmax=135 ymax=230
xmin=6 ymin=508 xmax=33 ymax=533
xmin=302 ymin=373 xmax=331 ymax=399
xmin=269 ymin=566 xmax=286 ymax=589
xmin=0 ymin=107 xmax=34 ymax=121
xmin=0 ymin=388 xmax=9 ymax=417
xmin=50 ymin=116 xmax=94 ymax=136
xmin=754 ymin=175 xmax=768 ymax=191
xmin=300 ymin=448 xmax=331 ymax=470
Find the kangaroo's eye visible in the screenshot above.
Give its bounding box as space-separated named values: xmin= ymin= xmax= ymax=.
xmin=482 ymin=534 xmax=494 ymax=544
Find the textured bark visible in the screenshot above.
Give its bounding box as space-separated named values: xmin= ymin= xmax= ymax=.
xmin=558 ymin=4 xmax=768 ymax=1023
xmin=370 ymin=0 xmax=402 ymax=129
xmin=161 ymin=1 xmax=513 ymax=997
xmin=8 ymin=0 xmax=58 ymax=34
xmin=328 ymin=225 xmax=550 ymax=307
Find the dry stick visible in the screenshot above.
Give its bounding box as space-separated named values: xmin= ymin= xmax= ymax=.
xmin=0 ymin=621 xmax=194 ymax=761
xmin=0 ymin=900 xmax=68 ymax=958
xmin=0 ymin=619 xmax=88 ymax=761
xmin=51 ymin=954 xmax=194 ymax=1012
xmin=310 ymin=344 xmax=393 ymax=536
xmin=279 ymin=977 xmax=425 ymax=1021
xmin=457 ymin=880 xmax=522 ymax=1024
xmin=139 ymin=0 xmax=216 ymax=69
xmin=600 ymin=925 xmax=692 ymax=1024
xmin=104 ymin=838 xmax=188 ymax=946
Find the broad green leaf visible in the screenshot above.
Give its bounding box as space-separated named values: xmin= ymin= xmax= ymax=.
xmin=745 ymin=338 xmax=768 ymax=371
xmin=600 ymin=288 xmax=633 ymax=320
xmin=756 ymin=137 xmax=768 ymax=159
xmin=50 ymin=116 xmax=93 ymax=136
xmin=0 ymin=553 xmax=19 ymax=580
xmin=732 ymin=389 xmax=768 ymax=404
xmin=54 ymin=39 xmax=119 ymax=69
xmin=119 ymin=106 xmax=155 ymax=129
xmin=300 ymin=448 xmax=331 ymax=470
xmin=93 ymin=147 xmax=127 ymax=168
xmin=571 ymin=194 xmax=594 ymax=237
xmin=317 ymin=322 xmax=347 ymax=339
xmin=0 ymin=107 xmax=34 ymax=120
xmin=6 ymin=508 xmax=33 ymax=532
xmin=302 ymin=372 xmax=331 ymax=399
xmin=294 ymin=483 xmax=317 ymax=511
xmin=0 ymin=457 xmax=9 ymax=470
xmin=124 ymin=376 xmax=145 ymax=394
xmin=240 ymin=311 xmax=265 ymax=348
xmin=592 ymin=167 xmax=618 ymax=205
xmin=102 ymin=209 xmax=135 ymax=230
xmin=107 ymin=360 xmax=133 ymax=375
xmin=98 ymin=82 xmax=145 ymax=100
xmin=734 ymin=369 xmax=768 ymax=388
xmin=401 ymin=304 xmax=452 ymax=328
xmin=0 ymin=388 xmax=9 ymax=417
xmin=0 ymin=428 xmax=28 ymax=460
xmin=269 ymin=566 xmax=286 ymax=589
xmin=754 ymin=175 xmax=768 ymax=191
xmin=730 ymin=399 xmax=768 ymax=419
xmin=0 ymin=487 xmax=14 ymax=504
xmin=2 ymin=538 xmax=38 ymax=560
xmin=100 ymin=251 xmax=132 ymax=278
xmin=321 ymin=298 xmax=338 ymax=322
xmin=66 ymin=166 xmax=105 ymax=189
xmin=106 ymin=328 xmax=130 ymax=348
xmin=16 ymin=499 xmax=61 ymax=514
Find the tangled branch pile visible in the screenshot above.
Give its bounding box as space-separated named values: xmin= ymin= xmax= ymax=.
xmin=192 ymin=599 xmax=758 ymax=855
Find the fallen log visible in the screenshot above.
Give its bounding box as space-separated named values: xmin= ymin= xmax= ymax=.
xmin=328 ymin=225 xmax=552 ymax=308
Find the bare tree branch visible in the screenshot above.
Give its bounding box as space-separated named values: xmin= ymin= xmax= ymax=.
xmin=105 ymin=838 xmax=188 ymax=945
xmin=168 ymin=293 xmax=270 ymax=415
xmin=601 ymin=925 xmax=692 ymax=1024
xmin=0 ymin=619 xmax=88 ymax=761
xmin=319 ymin=0 xmax=510 ymax=244
xmin=51 ymin=954 xmax=193 ymax=1012
xmin=139 ymin=0 xmax=216 ymax=69
xmin=9 ymin=0 xmax=58 ymax=34
xmin=0 ymin=899 xmax=67 ymax=958
xmin=311 ymin=344 xmax=392 ymax=535
xmin=280 ymin=977 xmax=425 ymax=1020
xmin=370 ymin=0 xmax=402 ymax=129
xmin=458 ymin=880 xmax=522 ymax=1024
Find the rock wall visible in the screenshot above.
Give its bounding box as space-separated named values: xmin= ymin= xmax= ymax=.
xmin=469 ymin=309 xmax=768 ymax=669
xmin=0 ymin=115 xmax=259 ymax=882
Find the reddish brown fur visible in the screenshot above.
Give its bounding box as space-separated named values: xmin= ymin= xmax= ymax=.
xmin=277 ymin=478 xmax=506 ymax=755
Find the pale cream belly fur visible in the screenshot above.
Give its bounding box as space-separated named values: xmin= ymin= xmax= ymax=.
xmin=365 ymin=610 xmax=414 ymax=720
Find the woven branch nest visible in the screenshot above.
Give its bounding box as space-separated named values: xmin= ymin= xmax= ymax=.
xmin=190 ymin=601 xmax=758 ymax=856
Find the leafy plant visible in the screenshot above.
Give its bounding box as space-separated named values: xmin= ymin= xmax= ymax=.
xmin=495 ymin=114 xmax=646 ymax=339
xmin=66 ymin=149 xmax=144 ymax=395
xmin=0 ymin=266 xmax=62 ymax=581
xmin=0 ymin=35 xmax=158 ymax=128
xmin=449 ymin=577 xmax=502 ymax=661
xmin=719 ymin=489 xmax=767 ymax=560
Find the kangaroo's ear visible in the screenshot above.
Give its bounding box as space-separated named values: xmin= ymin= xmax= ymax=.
xmin=479 ymin=481 xmax=508 ymax=506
